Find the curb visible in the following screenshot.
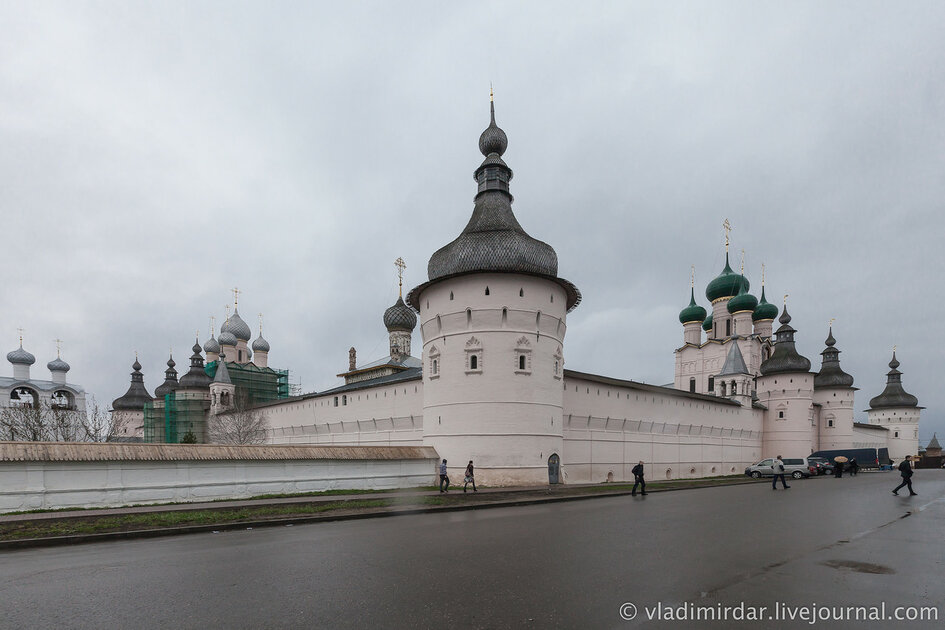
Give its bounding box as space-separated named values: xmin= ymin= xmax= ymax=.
xmin=0 ymin=478 xmax=766 ymax=551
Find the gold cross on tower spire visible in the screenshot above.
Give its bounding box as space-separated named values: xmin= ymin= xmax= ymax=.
xmin=209 ymin=315 xmax=216 ymax=337
xmin=723 ymin=218 xmax=732 ymax=253
xmin=829 ymin=318 xmax=835 ymax=328
xmin=395 ymin=257 xmax=406 ymax=298
xmin=761 ymin=263 xmax=766 ymax=286
xmin=690 ymin=265 xmax=695 ymax=288
xmin=16 ymin=327 xmax=24 ymax=345
xmin=232 ymin=287 xmax=241 ymax=307
xmin=783 ymin=293 xmax=789 ymax=306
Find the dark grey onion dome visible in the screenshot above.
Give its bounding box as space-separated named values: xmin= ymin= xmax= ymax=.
xmin=252 ymin=334 xmax=270 ymax=352
xmin=112 ymin=358 xmax=153 ymax=410
xmin=869 ymin=352 xmax=919 ymax=409
xmin=220 ymin=309 xmax=252 ymax=341
xmin=203 ymin=335 xmax=220 ymax=354
xmin=411 ymin=100 xmax=581 ymax=311
xmin=7 ymin=344 xmax=35 ymax=366
xmin=154 ymin=354 xmax=179 ymax=398
xmin=478 ymin=99 xmax=508 ymax=157
xmin=178 ymin=340 xmax=212 ymax=389
xmin=47 ymin=356 xmax=71 ymax=373
xmin=384 ymin=297 xmax=417 ymax=332
xmin=759 ymin=306 xmax=811 ymax=375
xmin=219 ymin=331 xmax=238 ymax=346
xmin=814 ymin=327 xmax=854 ymax=389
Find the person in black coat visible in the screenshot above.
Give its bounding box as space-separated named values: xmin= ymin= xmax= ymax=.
xmin=834 ymin=459 xmax=844 ymax=478
xmin=849 ymin=458 xmax=859 ymax=476
xmin=631 ymin=461 xmax=646 ymax=496
xmin=892 ymin=456 xmax=917 ymax=496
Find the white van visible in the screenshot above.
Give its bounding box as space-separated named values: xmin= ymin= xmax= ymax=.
xmin=745 ymin=457 xmax=812 ymax=479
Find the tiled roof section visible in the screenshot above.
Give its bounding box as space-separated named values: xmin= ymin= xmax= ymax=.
xmin=0 ymin=442 xmax=438 ymax=462
xmin=0 ymin=377 xmax=85 ymax=393
xmin=319 ymin=367 xmax=423 ymax=396
xmin=717 ymin=341 xmax=749 ymax=376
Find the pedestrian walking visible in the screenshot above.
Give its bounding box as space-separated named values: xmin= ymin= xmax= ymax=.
xmin=439 ymin=459 xmax=450 ymax=493
xmin=463 ymin=460 xmax=477 ymax=493
xmin=849 ymin=458 xmax=859 ymax=476
xmin=772 ymin=455 xmax=790 ymax=489
xmin=892 ymin=456 xmax=917 ymax=496
xmin=631 ymin=461 xmax=647 ymax=496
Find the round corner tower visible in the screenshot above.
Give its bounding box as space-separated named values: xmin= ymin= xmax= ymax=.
xmin=406 ymin=97 xmax=581 ymax=485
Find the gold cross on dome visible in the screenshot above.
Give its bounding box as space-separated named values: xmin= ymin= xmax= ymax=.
xmin=740 ymin=249 xmax=745 ymax=274
xmin=232 ymin=287 xmax=241 ymax=306
xmin=762 ymin=263 xmax=766 ymax=286
xmin=224 ymin=304 xmax=231 ymax=322
xmin=395 ymin=257 xmax=406 ymax=297
xmin=722 ymin=219 xmax=732 ymax=252
xmin=54 ymin=338 xmax=63 ymax=357
xmin=690 ymin=265 xmax=695 ymax=288
xmin=258 ymin=313 xmax=264 ymax=335
xmin=16 ymin=327 xmax=24 ymax=344
xmin=210 ymin=315 xmax=216 ymax=337
xmin=783 ymin=293 xmax=789 ymax=306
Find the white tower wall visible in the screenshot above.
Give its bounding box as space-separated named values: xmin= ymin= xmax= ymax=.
xmin=757 ymin=372 xmax=815 ymax=458
xmin=867 ymin=407 xmax=921 ymax=462
xmin=419 ymin=273 xmax=568 ymax=486
xmin=812 ymin=388 xmax=855 ymax=450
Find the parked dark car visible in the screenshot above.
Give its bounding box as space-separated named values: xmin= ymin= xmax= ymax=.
xmin=808 ymin=456 xmax=834 ymax=475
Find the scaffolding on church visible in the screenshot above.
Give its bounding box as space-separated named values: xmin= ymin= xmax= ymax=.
xmin=204 ymin=361 xmax=290 ymax=404
xmin=143 ymin=362 xmax=289 ymax=443
xmin=143 ymin=393 xmax=210 ymax=443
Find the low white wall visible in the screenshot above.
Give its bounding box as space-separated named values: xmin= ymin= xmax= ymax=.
xmin=0 ymin=442 xmax=438 ymax=513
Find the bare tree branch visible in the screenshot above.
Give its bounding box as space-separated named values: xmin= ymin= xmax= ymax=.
xmin=206 ymin=393 xmax=270 ymax=445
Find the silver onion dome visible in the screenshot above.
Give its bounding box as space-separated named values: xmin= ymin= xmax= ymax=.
xmin=7 ymin=344 xmax=36 ymax=366
xmin=252 ymin=335 xmax=270 ymax=352
xmin=47 ymin=357 xmax=71 ymax=372
xmin=219 ymin=331 xmax=238 ymax=346
xmin=221 ymin=309 xmax=252 ymax=341
xmin=203 ymin=335 xmax=220 ymax=354
xmin=384 ymin=297 xmax=417 ymax=332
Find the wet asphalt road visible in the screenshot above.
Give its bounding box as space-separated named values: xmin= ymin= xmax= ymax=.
xmin=1 ymin=470 xmax=943 ymax=630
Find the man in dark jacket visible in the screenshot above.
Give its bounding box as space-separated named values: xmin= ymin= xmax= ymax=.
xmin=631 ymin=461 xmax=646 ymax=496
xmin=892 ymin=456 xmax=917 ymax=496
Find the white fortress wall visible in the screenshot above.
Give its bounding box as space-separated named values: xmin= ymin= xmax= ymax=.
xmin=259 ymin=379 xmax=424 ymax=446
xmin=0 ymin=442 xmax=438 ymax=513
xmin=562 ymin=372 xmax=764 ymax=484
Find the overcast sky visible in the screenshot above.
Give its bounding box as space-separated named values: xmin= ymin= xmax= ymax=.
xmin=2 ymin=2 xmax=942 ymax=441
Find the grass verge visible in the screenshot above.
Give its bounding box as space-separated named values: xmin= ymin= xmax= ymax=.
xmin=0 ymin=499 xmax=389 ymax=541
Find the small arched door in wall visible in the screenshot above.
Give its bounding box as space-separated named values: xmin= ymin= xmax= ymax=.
xmin=548 ymin=454 xmax=561 ymax=484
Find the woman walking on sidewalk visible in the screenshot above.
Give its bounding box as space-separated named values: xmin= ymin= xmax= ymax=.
xmin=464 ymin=460 xmax=477 ymax=493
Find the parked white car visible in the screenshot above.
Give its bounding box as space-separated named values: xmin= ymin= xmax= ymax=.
xmin=745 ymin=457 xmax=812 ymax=479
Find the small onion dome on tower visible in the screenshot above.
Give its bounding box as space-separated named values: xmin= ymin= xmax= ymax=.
xmin=409 ymin=95 xmax=581 ymax=312
xmin=705 ymin=253 xmax=750 ymax=303
xmin=220 ymin=309 xmax=252 ymax=342
xmin=678 ymin=288 xmax=707 ymax=325
xmin=752 ymin=286 xmax=779 ymax=322
xmin=112 ymin=358 xmax=153 ymax=410
xmin=252 ymin=334 xmax=270 ymax=353
xmin=203 ymin=335 xmax=220 ymax=355
xmin=384 ymin=296 xmax=418 ymax=332
xmin=47 ymin=356 xmax=70 ymax=373
xmin=814 ymin=327 xmax=854 ymax=389
xmin=727 ymin=278 xmax=758 ymax=314
xmin=219 ymin=331 xmax=238 ymax=346
xmin=7 ymin=343 xmax=35 ymax=366
xmin=702 ymin=312 xmax=714 ymax=332
xmin=154 ymin=354 xmax=179 ymax=398
xmin=869 ymin=352 xmax=919 ymax=409
xmin=178 ymin=339 xmax=212 ymax=388
xmin=759 ymin=306 xmax=811 ymax=375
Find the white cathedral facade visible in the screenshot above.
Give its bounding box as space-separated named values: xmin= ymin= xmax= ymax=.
xmin=247 ymin=101 xmax=921 ymax=485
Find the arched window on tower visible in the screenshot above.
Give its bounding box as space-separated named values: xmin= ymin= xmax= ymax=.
xmin=689 ymin=378 xmax=696 ymax=393
xmin=708 ymin=376 xmax=715 ymax=393
xmin=519 ymin=355 xmax=526 ymax=370
xmin=470 ymin=355 xmax=478 ymax=370
xmin=725 ymin=319 xmax=731 ymax=337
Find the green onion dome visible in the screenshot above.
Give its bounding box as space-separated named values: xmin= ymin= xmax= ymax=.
xmin=727 ymin=278 xmax=758 ymax=314
xmin=752 ymin=286 xmax=779 ymax=321
xmin=679 ymin=288 xmax=708 ymax=325
xmin=705 ymin=253 xmax=750 ymax=303
xmin=702 ymin=312 xmax=714 ymax=332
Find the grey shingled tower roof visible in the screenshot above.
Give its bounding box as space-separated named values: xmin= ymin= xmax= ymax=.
xmin=869 ymin=352 xmax=919 ymax=409
xmin=717 ymin=341 xmax=749 ymax=376
xmin=927 ymin=433 xmax=941 ymax=450
xmin=759 ymin=306 xmax=811 ymax=375
xmin=814 ymin=327 xmax=855 ymax=389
